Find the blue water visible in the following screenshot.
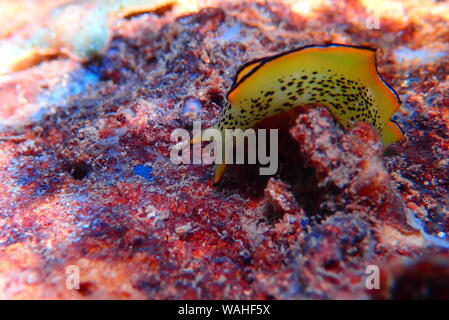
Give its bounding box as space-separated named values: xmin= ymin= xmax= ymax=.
xmin=34 ymin=66 xmax=100 ymax=122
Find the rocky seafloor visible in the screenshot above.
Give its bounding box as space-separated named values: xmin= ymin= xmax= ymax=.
xmin=0 ymin=0 xmax=448 ymax=299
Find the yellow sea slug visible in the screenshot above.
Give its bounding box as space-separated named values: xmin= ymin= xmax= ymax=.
xmin=193 ymin=44 xmax=405 ymax=183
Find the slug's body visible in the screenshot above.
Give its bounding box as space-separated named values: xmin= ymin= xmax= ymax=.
xmin=195 ymin=44 xmax=405 ymax=183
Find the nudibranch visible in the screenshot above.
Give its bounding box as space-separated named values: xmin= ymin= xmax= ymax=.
xmin=193 ymin=44 xmax=405 ymax=183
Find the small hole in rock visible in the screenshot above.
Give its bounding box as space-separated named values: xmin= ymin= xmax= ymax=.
xmin=78 ymin=281 xmax=97 ymax=296
xmin=324 ymin=259 xmax=341 ymax=271
xmin=68 ymin=162 xmax=91 ymax=180
xmin=209 ymin=90 xmax=224 ymax=105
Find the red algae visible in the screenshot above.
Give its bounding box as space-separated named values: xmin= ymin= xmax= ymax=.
xmin=289 ymin=107 xmax=416 ymax=235
xmin=369 ymin=255 xmax=449 ymax=300
xmin=0 ymin=0 xmax=448 ymax=299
